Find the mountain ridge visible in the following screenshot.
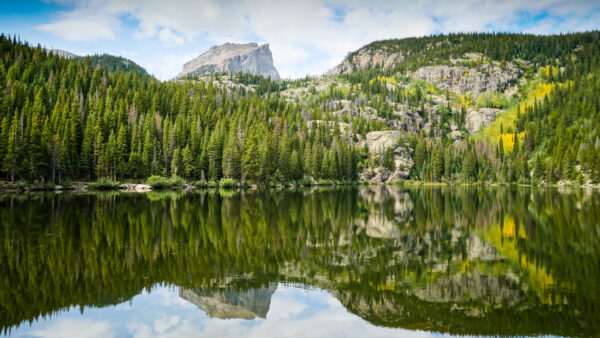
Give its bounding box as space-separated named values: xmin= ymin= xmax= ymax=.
xmin=177 ymin=42 xmax=280 ymax=80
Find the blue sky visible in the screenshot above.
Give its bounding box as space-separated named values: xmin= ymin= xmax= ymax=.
xmin=1 ymin=0 xmax=599 ymax=80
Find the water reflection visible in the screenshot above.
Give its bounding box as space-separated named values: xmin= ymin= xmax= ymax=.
xmin=0 ymin=186 xmax=598 ymax=336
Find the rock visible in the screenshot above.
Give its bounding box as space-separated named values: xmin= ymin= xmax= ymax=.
xmin=54 ymin=185 xmax=63 ymax=190
xmin=44 ymin=48 xmax=78 ymax=59
xmin=363 ymin=131 xmax=402 ymax=155
xmin=122 ymin=183 xmax=152 ymax=192
xmin=465 ymin=108 xmax=501 ymax=134
xmin=327 ymin=47 xmax=405 ymax=75
xmin=407 ymin=63 xmax=520 ymax=97
xmin=178 ymin=42 xmax=280 ymax=80
xmin=358 ymin=131 xmax=413 ymax=183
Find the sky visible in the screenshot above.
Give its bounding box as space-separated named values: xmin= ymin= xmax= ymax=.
xmin=0 ymin=0 xmax=599 ymax=80
xmin=7 ymin=284 xmax=450 ymax=338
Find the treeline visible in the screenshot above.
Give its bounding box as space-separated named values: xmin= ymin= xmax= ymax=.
xmin=350 ymin=31 xmax=599 ymax=73
xmin=0 ymin=34 xmax=360 ymax=184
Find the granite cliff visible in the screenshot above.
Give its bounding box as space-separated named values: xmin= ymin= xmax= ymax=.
xmin=178 ymin=42 xmax=280 ymax=80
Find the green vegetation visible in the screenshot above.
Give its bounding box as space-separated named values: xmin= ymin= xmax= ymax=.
xmin=86 ymin=178 xmax=121 ymax=190
xmin=146 ymin=175 xmax=184 ymax=189
xmin=0 ymin=31 xmax=599 ymax=188
xmin=0 ymin=34 xmax=359 ymax=186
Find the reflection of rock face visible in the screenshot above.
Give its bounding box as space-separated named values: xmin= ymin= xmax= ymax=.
xmin=410 ymin=271 xmax=522 ymax=307
xmin=465 ymin=233 xmax=499 ymax=261
xmin=356 ymin=186 xmax=414 ymax=238
xmin=179 ymin=284 xmax=277 ymax=319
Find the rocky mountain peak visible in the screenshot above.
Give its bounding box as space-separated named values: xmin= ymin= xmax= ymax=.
xmin=178 ymin=42 xmax=280 ymax=80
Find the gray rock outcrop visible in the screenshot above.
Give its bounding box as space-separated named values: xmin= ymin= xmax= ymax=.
xmin=465 ymin=107 xmax=501 ymax=134
xmin=407 ymin=63 xmax=520 ymax=97
xmin=327 ymin=47 xmax=405 ymax=75
xmin=178 ymin=43 xmax=280 ymax=80
xmin=359 ymin=131 xmax=413 ymax=183
xmin=44 ymin=48 xmax=79 ymax=59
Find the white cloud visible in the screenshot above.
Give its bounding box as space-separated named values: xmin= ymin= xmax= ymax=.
xmin=158 ymin=27 xmax=184 ymax=46
xmin=36 ymin=0 xmax=600 ymax=79
xmin=37 ymin=10 xmax=118 ymax=42
xmin=28 ymin=318 xmax=114 ymax=338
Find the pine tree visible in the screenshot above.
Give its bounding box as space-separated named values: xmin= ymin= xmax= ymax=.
xmin=222 ymin=127 xmax=241 ymax=180
xmin=242 ymin=132 xmax=260 ymax=183
xmin=383 ymin=147 xmax=395 ymax=171
xmin=431 ymin=146 xmax=444 ymax=181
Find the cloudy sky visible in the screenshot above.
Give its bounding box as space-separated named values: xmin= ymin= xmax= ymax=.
xmin=1 ymin=0 xmax=599 ymax=80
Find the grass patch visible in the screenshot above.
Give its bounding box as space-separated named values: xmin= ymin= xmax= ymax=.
xmin=146 ymin=175 xmax=184 ymax=189
xmin=218 ymin=178 xmax=243 ymax=188
xmin=87 ymin=178 xmax=121 ymax=190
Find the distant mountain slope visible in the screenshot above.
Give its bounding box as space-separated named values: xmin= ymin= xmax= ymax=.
xmin=328 ymin=32 xmax=597 ymax=75
xmin=85 ymin=54 xmax=149 ymax=76
xmin=44 ymin=48 xmax=149 ymax=76
xmin=45 ymin=48 xmax=78 ymax=59
xmin=178 ymin=42 xmax=280 ymax=80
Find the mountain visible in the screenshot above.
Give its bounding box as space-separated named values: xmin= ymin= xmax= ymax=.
xmin=178 ymin=42 xmax=280 ymax=80
xmin=44 ymin=48 xmax=149 ymax=76
xmin=45 ymin=48 xmax=78 ymax=59
xmin=0 ymin=31 xmax=599 ymax=187
xmin=85 ymin=54 xmax=149 ymax=76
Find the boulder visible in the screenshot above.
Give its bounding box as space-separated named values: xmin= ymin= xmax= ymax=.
xmin=465 ymin=107 xmax=500 ymax=134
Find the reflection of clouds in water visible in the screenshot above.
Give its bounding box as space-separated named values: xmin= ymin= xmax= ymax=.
xmin=266 ymin=288 xmax=308 ymax=320
xmin=11 ymin=285 xmax=443 ymax=338
xmin=26 ymin=318 xmax=114 ymax=338
xmin=128 ymin=315 xmax=195 ymax=338
xmin=153 ymin=286 xmax=196 ymax=309
xmin=189 ymin=286 xmax=436 ymax=338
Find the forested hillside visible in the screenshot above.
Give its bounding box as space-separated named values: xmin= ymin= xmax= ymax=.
xmin=0 ymin=31 xmax=599 ymax=187
xmin=0 ymin=34 xmax=359 ymax=185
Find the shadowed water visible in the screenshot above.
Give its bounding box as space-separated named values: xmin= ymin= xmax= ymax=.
xmin=0 ymin=186 xmax=598 ymax=337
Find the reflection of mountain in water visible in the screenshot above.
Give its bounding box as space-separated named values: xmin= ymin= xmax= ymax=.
xmin=179 ymin=284 xmax=277 ymax=319
xmin=1 ymin=187 xmax=598 ymax=335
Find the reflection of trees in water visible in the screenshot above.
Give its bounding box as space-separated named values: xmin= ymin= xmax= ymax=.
xmin=0 ymin=187 xmax=598 ymax=335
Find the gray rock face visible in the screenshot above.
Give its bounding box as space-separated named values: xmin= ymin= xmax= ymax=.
xmin=44 ymin=48 xmax=78 ymax=59
xmin=178 ymin=43 xmax=280 ymax=80
xmin=465 ymin=107 xmax=501 ymax=134
xmin=407 ymin=63 xmax=520 ymax=97
xmin=327 ymin=47 xmax=405 ymax=75
xmin=358 ymin=131 xmax=413 ymax=183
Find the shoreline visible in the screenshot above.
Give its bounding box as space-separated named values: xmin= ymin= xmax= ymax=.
xmin=0 ymin=179 xmax=598 ymax=193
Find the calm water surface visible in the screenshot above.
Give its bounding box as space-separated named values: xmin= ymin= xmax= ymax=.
xmin=0 ymin=186 xmax=598 ymax=337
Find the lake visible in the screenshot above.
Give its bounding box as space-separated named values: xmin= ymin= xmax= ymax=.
xmin=0 ymin=186 xmax=598 ymax=337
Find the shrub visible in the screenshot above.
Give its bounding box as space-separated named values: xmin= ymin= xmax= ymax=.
xmin=146 ymin=175 xmax=184 ymax=189
xmin=218 ymin=178 xmax=241 ymax=188
xmin=475 ymin=91 xmax=508 ymax=108
xmin=87 ymin=178 xmax=121 ymax=190
xmin=194 ymin=180 xmax=218 ymax=188
xmin=28 ymin=182 xmax=57 ymax=190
